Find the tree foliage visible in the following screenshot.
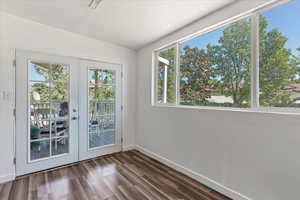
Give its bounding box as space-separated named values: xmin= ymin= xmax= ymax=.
xmin=259 ymin=16 xmax=299 ymax=107
xmin=207 ymin=19 xmax=251 ymax=107
xmin=31 ymin=64 xmax=69 ymax=103
xmin=180 ymin=46 xmax=213 ymax=105
xmin=175 ymin=16 xmax=300 ymax=107
xmin=89 ymin=70 xmax=115 ymax=100
xmin=157 ymin=48 xmax=176 ymax=103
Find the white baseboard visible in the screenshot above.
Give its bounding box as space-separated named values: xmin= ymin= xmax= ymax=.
xmin=122 ymin=145 xmax=135 ymax=151
xmin=135 ymin=145 xmax=251 ymax=200
xmin=0 ymin=174 xmax=15 ymax=184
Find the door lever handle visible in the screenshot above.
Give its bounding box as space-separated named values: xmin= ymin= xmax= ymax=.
xmin=71 ymin=117 xmax=78 ymax=120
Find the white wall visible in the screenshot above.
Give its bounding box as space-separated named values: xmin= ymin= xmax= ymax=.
xmin=0 ymin=12 xmax=136 ymax=182
xmin=136 ymin=1 xmax=300 ymax=200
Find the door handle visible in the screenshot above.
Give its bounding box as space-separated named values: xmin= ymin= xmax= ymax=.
xmin=71 ymin=117 xmax=78 ymax=120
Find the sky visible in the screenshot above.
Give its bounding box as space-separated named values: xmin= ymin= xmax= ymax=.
xmin=264 ymin=0 xmax=300 ymax=55
xmin=30 ymin=63 xmax=47 ymax=81
xmin=180 ymin=0 xmax=300 ymax=56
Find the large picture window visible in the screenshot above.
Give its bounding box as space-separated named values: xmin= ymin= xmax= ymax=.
xmin=179 ymin=18 xmax=251 ymax=108
xmin=153 ymin=0 xmax=300 ymax=112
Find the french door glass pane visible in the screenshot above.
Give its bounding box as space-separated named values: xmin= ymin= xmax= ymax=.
xmin=30 ymin=82 xmax=50 ymax=104
xmin=28 ymin=60 xmax=70 ymax=161
xmin=30 ymin=120 xmax=50 ymax=140
xmin=51 ymin=64 xmax=69 ymax=82
xmin=30 ymin=140 xmax=50 ymax=160
xmin=30 ymin=62 xmax=50 ymax=82
xmin=50 ymin=120 xmax=69 ymax=137
xmin=88 ymin=69 xmax=116 ymax=149
xmin=51 ymin=138 xmax=69 ymax=156
xmin=51 ymin=102 xmax=69 ymax=119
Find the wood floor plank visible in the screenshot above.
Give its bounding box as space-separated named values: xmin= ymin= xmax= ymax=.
xmin=129 ymin=150 xmax=222 ymax=200
xmin=0 ymin=182 xmax=12 ymax=200
xmin=0 ymin=150 xmax=232 ymax=200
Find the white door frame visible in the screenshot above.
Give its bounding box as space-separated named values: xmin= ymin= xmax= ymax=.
xmin=78 ymin=59 xmax=123 ymax=160
xmin=15 ymin=50 xmax=79 ymax=176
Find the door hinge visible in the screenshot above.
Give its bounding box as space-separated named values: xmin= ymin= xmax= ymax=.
xmin=13 ymin=157 xmax=16 ymax=165
xmin=13 ymin=108 xmax=16 ymax=117
xmin=13 ymin=59 xmax=16 ymax=68
xmin=121 ymin=137 xmax=123 ymax=144
xmin=121 ymin=72 xmax=123 ymax=78
xmin=121 ymin=105 xmax=124 ymax=111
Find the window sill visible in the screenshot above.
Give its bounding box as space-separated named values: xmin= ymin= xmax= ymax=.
xmin=152 ymin=104 xmax=300 ymax=116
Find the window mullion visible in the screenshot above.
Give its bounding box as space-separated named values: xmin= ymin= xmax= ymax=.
xmin=152 ymin=51 xmax=158 ymax=105
xmin=175 ymin=42 xmax=180 ymax=105
xmin=163 ymin=64 xmax=168 ymax=104
xmin=251 ymin=13 xmax=260 ymax=108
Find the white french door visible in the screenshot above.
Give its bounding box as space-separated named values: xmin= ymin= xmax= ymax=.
xmin=78 ymin=60 xmax=122 ymax=160
xmin=16 ymin=50 xmax=79 ymax=176
xmin=15 ymin=50 xmax=122 ymax=176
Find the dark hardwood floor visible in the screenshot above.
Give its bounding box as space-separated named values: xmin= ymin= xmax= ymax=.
xmin=0 ymin=150 xmax=231 ymax=200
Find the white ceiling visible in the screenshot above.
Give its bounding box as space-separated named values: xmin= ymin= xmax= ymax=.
xmin=0 ymin=0 xmax=236 ymax=49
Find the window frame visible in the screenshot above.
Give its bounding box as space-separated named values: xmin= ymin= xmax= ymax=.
xmin=152 ymin=0 xmax=300 ymax=114
xmin=153 ymin=44 xmax=177 ymax=106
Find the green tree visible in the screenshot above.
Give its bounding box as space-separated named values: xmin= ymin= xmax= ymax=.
xmin=32 ymin=63 xmax=69 ymax=102
xmin=291 ymin=47 xmax=300 ymax=83
xmin=31 ymin=82 xmax=49 ymax=103
xmin=89 ymin=70 xmax=115 ymax=121
xmin=259 ymin=16 xmax=299 ymax=107
xmin=206 ymin=17 xmax=299 ymax=107
xmin=157 ymin=48 xmax=176 ymax=103
xmin=89 ymin=70 xmax=115 ymax=100
xmin=207 ymin=19 xmax=251 ymax=107
xmin=180 ymin=46 xmax=213 ymax=105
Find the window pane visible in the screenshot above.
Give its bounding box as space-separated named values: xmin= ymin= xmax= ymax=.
xmin=51 ymin=102 xmax=69 ymax=119
xmin=30 ymin=140 xmax=50 ymax=161
xmin=29 ymin=61 xmax=50 ymax=82
xmin=259 ymin=1 xmax=300 ymax=108
xmin=28 ymin=60 xmax=71 ymax=162
xmin=88 ymin=69 xmax=116 ymax=86
xmin=51 ymin=137 xmax=69 ymax=156
xmin=30 ymin=103 xmax=50 ymax=122
xmin=179 ymin=18 xmax=251 ymax=108
xmin=157 ymin=47 xmax=176 ymax=104
xmin=30 ymin=82 xmax=50 ymax=104
xmin=30 ymin=120 xmax=50 ymax=140
xmin=50 ymin=82 xmax=69 ymax=101
xmin=51 ymin=64 xmax=69 ymax=82
xmin=88 ymin=69 xmax=116 ymax=149
xmin=51 ymin=120 xmax=69 ymax=137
